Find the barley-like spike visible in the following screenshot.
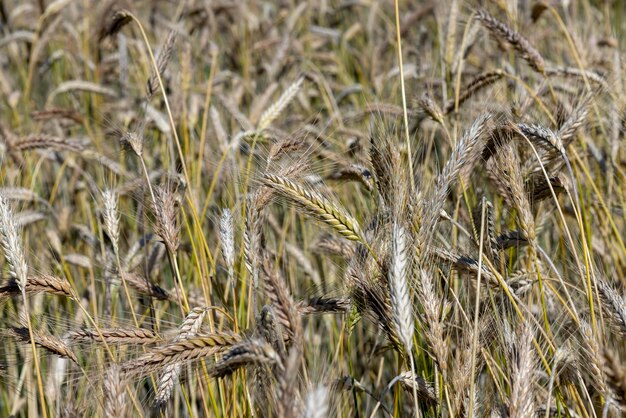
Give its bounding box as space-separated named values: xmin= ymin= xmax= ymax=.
xmin=517 ymin=123 xmax=564 ymax=155
xmin=495 ymin=230 xmax=528 ymax=250
xmin=0 ymin=187 xmax=51 ymax=209
xmin=326 ymin=163 xmax=374 ymax=192
xmin=415 ymin=268 xmax=449 ymax=378
xmin=14 ymin=210 xmax=46 ymax=227
xmin=430 ymin=247 xmax=496 ymax=284
xmin=418 ymin=114 xmax=491 ymax=254
xmin=472 ymin=199 xmax=499 ymax=264
xmin=558 ymin=98 xmax=591 ymax=145
xmin=98 ymin=10 xmax=132 ymax=41
xmin=418 ymin=93 xmax=444 ymax=125
xmin=491 ymin=142 xmax=536 ymax=242
xmin=119 ymin=131 xmax=144 ymax=157
xmin=398 ymin=371 xmax=438 ymax=405
xmin=261 ymin=258 xmax=301 ymax=344
xmin=120 ymin=271 xmax=171 ymax=300
xmin=255 ymin=305 xmax=287 ymax=360
xmin=545 ymin=66 xmax=608 ymax=87
xmin=276 ymin=346 xmax=301 ymax=417
xmin=244 ymin=193 xmax=265 ymax=300
xmin=579 ymin=321 xmax=609 ymax=396
xmin=369 ymin=121 xmax=404 ymax=209
xmin=312 ymin=235 xmax=355 ymax=259
xmin=11 ymin=135 xmax=85 ymax=152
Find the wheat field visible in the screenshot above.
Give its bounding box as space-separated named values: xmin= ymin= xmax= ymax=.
xmin=0 ymin=0 xmax=625 ymax=417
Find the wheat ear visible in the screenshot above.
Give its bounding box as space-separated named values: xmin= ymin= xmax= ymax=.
xmin=121 ymin=332 xmax=241 ymax=377
xmin=155 ymin=307 xmax=207 ymax=407
xmin=302 ymin=386 xmax=330 ymax=418
xmin=257 ymin=77 xmax=303 ymax=131
xmin=262 ymin=173 xmax=365 ymax=243
xmin=389 ymin=221 xmax=414 ymax=353
xmin=476 ymin=9 xmax=545 ymax=74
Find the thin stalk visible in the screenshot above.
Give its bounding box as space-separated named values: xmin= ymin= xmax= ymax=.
xmin=394 ymin=0 xmax=415 ymax=190
xmin=21 ymin=295 xmax=48 ymax=418
xmin=196 ymin=47 xmax=219 ymax=190
xmin=468 ymin=199 xmax=486 ymax=417
xmin=124 ymin=11 xmax=190 ymax=187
